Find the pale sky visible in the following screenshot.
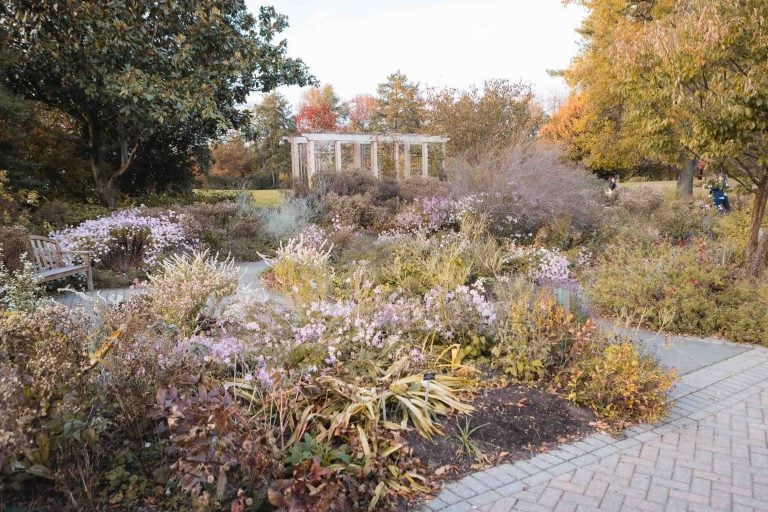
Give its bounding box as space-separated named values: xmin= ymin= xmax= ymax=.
xmin=245 ymin=0 xmax=586 ymax=109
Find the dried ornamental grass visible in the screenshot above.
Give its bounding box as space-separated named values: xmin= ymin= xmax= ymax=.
xmin=147 ymin=251 xmax=238 ymax=333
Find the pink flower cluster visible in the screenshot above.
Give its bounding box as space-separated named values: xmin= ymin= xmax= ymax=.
xmin=423 ymin=280 xmax=497 ymax=338
xmin=51 ymin=208 xmax=195 ymax=268
xmin=296 ymin=224 xmax=328 ymax=250
xmin=175 ymin=335 xmax=244 ymax=367
xmin=390 ymin=195 xmax=481 ymax=235
xmin=241 ymin=356 xmax=274 ymax=389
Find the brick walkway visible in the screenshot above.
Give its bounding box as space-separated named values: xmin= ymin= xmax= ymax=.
xmin=425 ymin=347 xmax=768 ymax=511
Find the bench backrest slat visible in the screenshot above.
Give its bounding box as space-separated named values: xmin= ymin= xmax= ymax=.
xmin=28 ymin=236 xmax=64 ymax=271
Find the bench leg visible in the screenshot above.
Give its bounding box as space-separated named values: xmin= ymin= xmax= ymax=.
xmin=86 ymin=267 xmax=94 ymax=291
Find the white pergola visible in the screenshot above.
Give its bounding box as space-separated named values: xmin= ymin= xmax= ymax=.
xmin=283 ymin=133 xmax=449 ymax=185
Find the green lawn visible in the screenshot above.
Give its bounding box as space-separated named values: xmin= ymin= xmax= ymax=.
xmin=620 ymin=180 xmax=709 ymax=200
xmin=193 ymin=189 xmax=285 ymax=207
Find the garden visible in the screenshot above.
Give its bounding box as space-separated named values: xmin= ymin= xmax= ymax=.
xmin=2 ymin=0 xmax=768 ymax=510
xmin=7 ymin=138 xmax=768 ymax=510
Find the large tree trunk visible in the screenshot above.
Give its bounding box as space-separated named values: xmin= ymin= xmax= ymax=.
xmin=93 ymin=163 xmax=118 ymax=208
xmin=745 ymin=176 xmax=768 ymax=277
xmin=87 ymin=110 xmax=139 ymax=208
xmin=676 ymin=157 xmax=697 ymax=197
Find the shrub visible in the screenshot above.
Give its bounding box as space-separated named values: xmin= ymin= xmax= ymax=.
xmin=711 ymin=207 xmax=765 ymax=268
xmin=0 ymin=255 xmax=48 ymax=311
xmin=263 ymin=235 xmax=334 ymax=306
xmin=564 ymin=341 xmax=676 ymax=423
xmin=0 ymin=305 xmax=99 ymax=495
xmin=390 ymin=195 xmax=478 ymax=235
xmin=150 ymin=386 xmax=278 ymax=510
xmin=654 ymin=198 xmax=710 ymax=241
xmin=175 ymin=202 xmax=240 ymax=238
xmin=173 ymin=201 xmax=273 ymax=261
xmin=0 ymin=225 xmax=31 ymax=271
xmin=51 ymin=207 xmax=196 ymax=270
xmin=613 ymin=186 xmax=666 ymax=219
xmin=311 ymin=170 xmax=401 ymax=203
xmin=491 ymin=280 xmax=594 ymax=381
xmin=377 ymin=234 xmax=473 ymax=295
xmin=322 ymin=192 xmax=392 ymax=231
xmin=448 ymin=142 xmax=605 ymax=236
xmin=716 ymin=280 xmax=768 ymax=344
xmin=32 ymin=200 xmax=111 ymax=231
xmin=0 ymin=362 xmax=35 ymax=475
xmin=584 ymin=239 xmax=768 ymax=343
xmin=257 ymin=196 xmax=317 ymax=242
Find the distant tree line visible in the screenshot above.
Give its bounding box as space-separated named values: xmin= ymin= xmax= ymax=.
xmin=211 ymin=72 xmax=545 ymax=187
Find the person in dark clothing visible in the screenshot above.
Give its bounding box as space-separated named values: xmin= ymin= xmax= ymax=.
xmin=708 ymin=174 xmax=731 ymax=213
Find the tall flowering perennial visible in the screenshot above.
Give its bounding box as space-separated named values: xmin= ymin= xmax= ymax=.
xmin=294 ymin=288 xmax=422 ymax=351
xmin=423 ymin=280 xmax=497 ymax=340
xmin=295 ymin=224 xmax=327 ymax=250
xmin=147 ymin=251 xmax=238 ymax=333
xmin=50 ymin=207 xmax=195 ymax=268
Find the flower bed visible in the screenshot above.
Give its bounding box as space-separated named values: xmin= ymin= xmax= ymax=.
xmin=50 ymin=207 xmax=196 ymax=270
xmin=0 ymin=183 xmax=677 ymax=511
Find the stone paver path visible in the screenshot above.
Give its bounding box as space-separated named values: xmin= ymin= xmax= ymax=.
xmin=425 ymin=339 xmax=768 ymax=511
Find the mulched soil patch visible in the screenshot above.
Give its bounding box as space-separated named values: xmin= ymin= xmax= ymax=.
xmin=405 ymin=384 xmax=596 ymax=483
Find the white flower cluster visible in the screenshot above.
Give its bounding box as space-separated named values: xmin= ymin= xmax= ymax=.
xmin=530 ymin=248 xmax=571 ymax=283
xmin=50 ymin=208 xmax=195 ymax=268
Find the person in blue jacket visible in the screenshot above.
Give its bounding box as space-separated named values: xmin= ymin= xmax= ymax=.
xmin=708 ymin=174 xmax=731 ymax=213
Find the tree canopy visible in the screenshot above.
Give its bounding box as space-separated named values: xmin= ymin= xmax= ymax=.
xmin=556 ymin=0 xmax=768 ymax=275
xmin=249 ymin=92 xmax=294 ymax=187
xmin=426 ymin=79 xmax=543 ymax=162
xmin=374 ymin=71 xmax=423 ymax=133
xmin=295 ymin=85 xmax=343 ymax=132
xmin=623 ymin=0 xmax=768 ymax=275
xmin=0 ymin=1 xmax=313 ymax=206
xmin=548 ymin=1 xmax=685 ymax=180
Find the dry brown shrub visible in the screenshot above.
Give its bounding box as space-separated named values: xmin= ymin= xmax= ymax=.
xmin=171 ymin=202 xmax=240 ymax=239
xmin=312 ymin=171 xmax=401 ymax=203
xmin=448 ymin=142 xmax=606 ymax=235
xmin=322 ymin=192 xmax=393 ymax=231
xmin=0 ymin=226 xmax=31 ymax=271
xmin=397 ymin=176 xmax=452 ymax=201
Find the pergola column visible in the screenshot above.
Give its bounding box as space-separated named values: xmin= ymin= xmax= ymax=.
xmin=353 ymin=142 xmax=361 ymax=169
xmin=371 ymin=141 xmax=379 ymax=178
xmin=307 ymin=141 xmax=316 ymax=184
xmin=285 ymin=133 xmax=449 ymax=187
xmin=441 ymin=143 xmax=446 ymax=177
xmin=393 ymin=142 xmax=400 ymax=179
xmin=334 ymin=141 xmax=342 ymax=173
xmin=404 ymin=141 xmax=411 ymax=178
xmin=291 ymin=139 xmax=300 ymax=181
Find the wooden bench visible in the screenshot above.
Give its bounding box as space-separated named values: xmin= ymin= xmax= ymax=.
xmin=29 ymin=235 xmax=94 ymax=291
